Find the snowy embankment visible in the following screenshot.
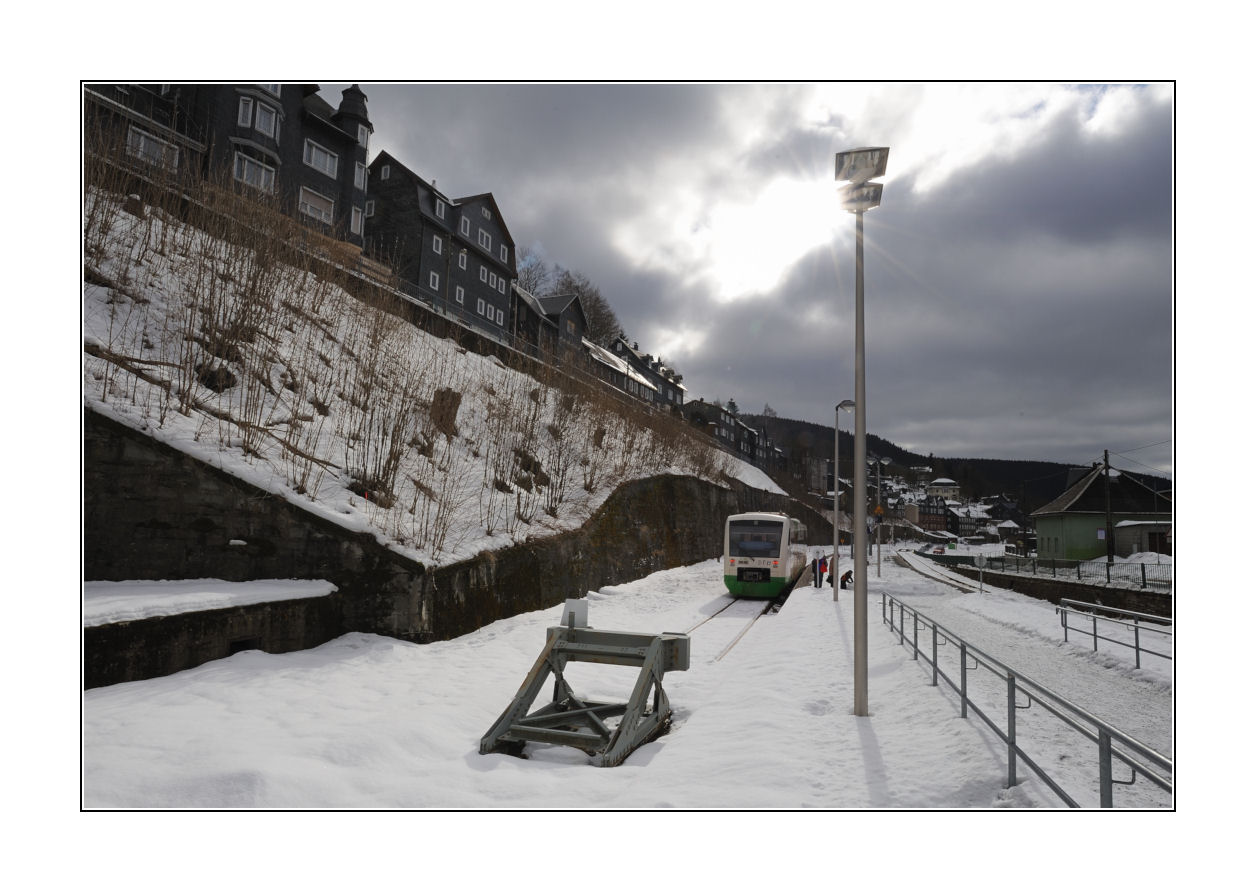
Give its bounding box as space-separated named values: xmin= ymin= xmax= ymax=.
xmin=81 ymin=545 xmax=1172 ymax=809
xmin=83 ymin=187 xmax=782 ymax=576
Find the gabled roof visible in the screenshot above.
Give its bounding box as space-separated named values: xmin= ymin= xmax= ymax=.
xmin=453 ymin=192 xmax=517 ymax=251
xmin=535 ymin=293 xmax=589 ymax=332
xmin=1031 ymin=465 xmax=1172 ymax=517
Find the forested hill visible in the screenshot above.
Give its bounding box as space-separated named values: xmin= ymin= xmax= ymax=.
xmin=742 ymin=414 xmax=1170 ymax=514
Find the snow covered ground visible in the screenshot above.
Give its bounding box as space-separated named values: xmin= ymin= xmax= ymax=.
xmin=82 ymin=542 xmax=1172 ymax=812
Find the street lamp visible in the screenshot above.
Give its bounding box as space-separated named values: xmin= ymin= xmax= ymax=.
xmin=836 ymin=146 xmax=888 ymax=718
xmin=833 ymin=399 xmax=855 ymax=601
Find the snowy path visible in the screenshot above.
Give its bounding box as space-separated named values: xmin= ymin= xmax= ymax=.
xmin=886 ymin=550 xmax=1173 ymax=807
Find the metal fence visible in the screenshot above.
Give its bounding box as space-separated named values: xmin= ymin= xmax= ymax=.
xmin=1057 ymin=600 xmax=1172 ymax=669
xmin=881 ymin=592 xmax=1173 ymax=808
xmin=986 ymin=555 xmax=1172 ymax=591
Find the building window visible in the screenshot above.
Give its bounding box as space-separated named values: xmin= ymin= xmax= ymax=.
xmin=351 ymin=207 xmax=363 ymax=235
xmin=237 ymin=96 xmax=253 ymax=127
xmin=460 ymin=217 xmax=470 ymax=236
xmin=480 ymin=266 xmax=487 ymax=283
xmin=298 ymin=186 xmax=334 ymax=225
xmin=430 ymin=271 xmax=440 ymax=290
xmin=381 ymin=164 xmax=390 ymax=180
xmin=435 ymin=198 xmax=446 ymax=218
xmin=476 ymin=298 xmax=486 ymax=316
xmin=255 ymin=102 xmax=277 ymax=139
xmin=303 ymin=140 xmax=338 ymax=178
xmin=498 ymin=278 xmax=506 ymax=295
xmin=357 ymin=124 xmax=369 ymax=149
xmin=433 ymin=234 xmax=443 ymax=254
xmin=354 ymin=162 xmax=367 ymax=192
xmin=496 ymin=308 xmax=504 ymax=326
xmin=500 ymin=245 xmax=508 ymax=262
xmin=478 ymin=228 xmax=492 ymax=251
xmin=481 ymin=207 xmax=491 ymax=219
xmin=365 ymin=199 xmax=375 ymax=217
xmin=126 ymin=126 xmax=179 ymax=171
xmin=455 ymin=286 xmax=465 ymax=305
xmin=234 ymin=152 xmax=274 ymax=192
xmin=489 ymin=272 xmax=498 ymax=288
xmin=458 ymin=252 xmax=467 ymax=270
xmin=260 ymin=84 xmax=281 ymax=96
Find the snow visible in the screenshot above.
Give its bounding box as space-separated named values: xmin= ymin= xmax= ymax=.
xmin=82 ymin=579 xmax=337 ymax=627
xmin=83 ymin=545 xmax=1172 ymax=812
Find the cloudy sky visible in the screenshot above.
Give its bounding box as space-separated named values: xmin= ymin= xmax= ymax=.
xmin=341 ymin=83 xmax=1174 ymax=476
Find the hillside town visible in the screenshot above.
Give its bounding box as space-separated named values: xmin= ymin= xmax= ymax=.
xmin=84 ymin=82 xmax=1171 ymax=567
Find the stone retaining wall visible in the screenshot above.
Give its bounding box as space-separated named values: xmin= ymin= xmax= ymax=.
xmin=84 ymin=408 xmax=829 ymax=687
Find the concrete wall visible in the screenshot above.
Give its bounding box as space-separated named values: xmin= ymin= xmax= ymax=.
xmin=945 ymin=564 xmax=1172 ymax=619
xmin=84 ymin=408 xmax=829 ymax=687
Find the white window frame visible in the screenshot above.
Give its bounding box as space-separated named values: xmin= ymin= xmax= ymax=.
xmin=354 ymin=162 xmax=368 ymax=192
xmin=500 ymin=245 xmax=508 ymax=262
xmin=237 ymin=96 xmax=253 ymax=127
xmin=498 ymin=278 xmax=506 ymax=295
xmin=255 ymin=102 xmax=278 ymax=139
xmin=365 ymin=199 xmax=375 ymax=217
xmin=260 ymin=84 xmax=281 ymax=96
xmin=298 ymin=186 xmax=335 ymax=225
xmin=458 ymin=252 xmax=467 ymax=270
xmin=476 ymin=298 xmax=486 ymax=316
xmin=480 ymin=266 xmax=488 ymax=283
xmin=233 ymin=152 xmax=274 ymax=192
xmin=496 ymin=308 xmax=504 ymax=326
xmin=460 ymin=217 xmax=470 ymax=236
xmin=357 ymin=124 xmax=369 ymax=149
xmin=435 ymin=198 xmax=446 ymax=218
xmin=478 ymin=228 xmax=492 ymax=251
xmin=432 ymin=234 xmax=443 ymax=254
xmin=455 ymin=286 xmax=465 ymax=305
xmin=489 ymin=272 xmax=497 ymax=288
xmin=127 ymin=126 xmax=179 ymax=171
xmin=351 ymin=207 xmax=363 ymax=235
xmin=381 ymin=164 xmax=390 ymax=180
xmin=303 ymin=139 xmax=338 ymax=178
xmin=430 ymin=271 xmax=441 ymax=290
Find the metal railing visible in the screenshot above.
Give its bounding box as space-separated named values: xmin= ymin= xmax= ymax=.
xmin=987 ymin=555 xmax=1172 ymax=591
xmin=881 ymin=592 xmax=1173 ymax=808
xmin=1056 ymin=600 xmax=1172 ymax=669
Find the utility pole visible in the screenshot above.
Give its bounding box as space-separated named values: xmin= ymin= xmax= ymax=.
xmin=1103 ymin=450 xmax=1115 ymax=564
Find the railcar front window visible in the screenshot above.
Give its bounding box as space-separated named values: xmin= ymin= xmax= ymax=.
xmin=729 ymin=520 xmax=783 ymax=557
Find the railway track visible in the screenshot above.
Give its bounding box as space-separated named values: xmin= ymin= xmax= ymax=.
xmin=894 ymin=551 xmax=977 ymax=593
xmin=684 ymin=592 xmax=785 ymax=662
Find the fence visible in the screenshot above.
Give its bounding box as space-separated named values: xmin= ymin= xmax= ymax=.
xmin=987 ymin=554 xmax=1172 ymax=591
xmin=881 ymin=592 xmax=1173 ymax=808
xmin=1056 ymin=600 xmax=1173 ymax=669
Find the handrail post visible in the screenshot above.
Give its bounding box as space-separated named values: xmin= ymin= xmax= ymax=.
xmin=931 ymin=625 xmax=938 ymax=686
xmin=912 ymin=612 xmax=919 ymax=660
xmin=1092 ymin=613 xmax=1099 ymax=653
xmin=1007 ymin=673 xmax=1018 ymax=788
xmin=1099 ymin=730 xmax=1114 ymax=808
xmin=960 ymin=642 xmax=969 ymax=718
xmin=1134 ymin=620 xmax=1142 ymax=670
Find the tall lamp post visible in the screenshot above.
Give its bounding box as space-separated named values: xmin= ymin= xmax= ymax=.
xmin=833 ymin=400 xmax=855 ymax=601
xmin=835 ymin=146 xmax=888 ymax=718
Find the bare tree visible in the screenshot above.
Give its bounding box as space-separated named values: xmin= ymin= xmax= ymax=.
xmin=549 ymin=267 xmax=622 ymax=348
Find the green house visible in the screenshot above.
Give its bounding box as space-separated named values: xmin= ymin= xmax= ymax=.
xmin=1031 ymin=465 xmax=1171 ymax=561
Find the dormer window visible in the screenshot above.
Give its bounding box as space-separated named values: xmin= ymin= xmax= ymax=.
xmin=435 ymin=198 xmax=446 ymax=219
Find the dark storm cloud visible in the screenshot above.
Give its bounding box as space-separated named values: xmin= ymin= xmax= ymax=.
xmin=348 ymin=82 xmax=1173 ymax=476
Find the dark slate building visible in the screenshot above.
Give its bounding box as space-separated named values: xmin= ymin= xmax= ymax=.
xmin=365 ymin=150 xmax=517 ymax=341
xmin=85 ymin=83 xmax=373 ymax=249
xmin=610 ymin=337 xmax=686 ymax=411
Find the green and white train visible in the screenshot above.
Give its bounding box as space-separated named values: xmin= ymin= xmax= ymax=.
xmin=722 ymin=512 xmax=808 ymax=599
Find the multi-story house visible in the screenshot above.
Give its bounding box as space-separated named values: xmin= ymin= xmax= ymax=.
xmin=85 ymin=83 xmax=373 ymax=250
xmin=609 ymin=338 xmax=686 ymax=411
xmin=364 ymin=150 xmax=517 ymax=341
